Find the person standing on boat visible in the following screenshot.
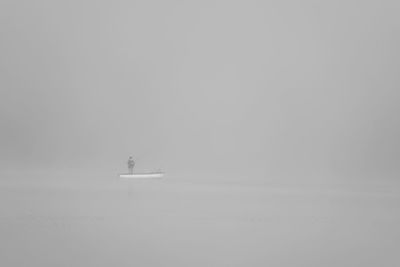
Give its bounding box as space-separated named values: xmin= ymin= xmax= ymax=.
xmin=127 ymin=156 xmax=135 ymax=174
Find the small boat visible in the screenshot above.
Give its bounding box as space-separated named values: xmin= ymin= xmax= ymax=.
xmin=119 ymin=172 xmax=164 ymax=179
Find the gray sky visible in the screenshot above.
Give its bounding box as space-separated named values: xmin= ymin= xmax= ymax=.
xmin=1 ymin=0 xmax=399 ymax=180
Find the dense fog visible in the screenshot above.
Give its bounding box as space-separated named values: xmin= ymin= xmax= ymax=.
xmin=1 ymin=0 xmax=399 ymax=181
xmin=1 ymin=1 xmax=400 ymax=266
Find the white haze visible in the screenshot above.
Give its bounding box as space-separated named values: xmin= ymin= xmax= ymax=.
xmin=1 ymin=1 xmax=400 ymax=266
xmin=1 ymin=0 xmax=399 ymax=181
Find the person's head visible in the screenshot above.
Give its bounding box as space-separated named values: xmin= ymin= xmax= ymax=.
xmin=129 ymin=156 xmax=132 ymax=159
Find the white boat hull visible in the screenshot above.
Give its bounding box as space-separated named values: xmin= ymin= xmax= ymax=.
xmin=119 ymin=172 xmax=164 ymax=179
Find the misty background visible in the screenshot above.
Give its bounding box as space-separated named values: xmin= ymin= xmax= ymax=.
xmin=1 ymin=2 xmax=400 ymax=267
xmin=1 ymin=0 xmax=399 ymax=183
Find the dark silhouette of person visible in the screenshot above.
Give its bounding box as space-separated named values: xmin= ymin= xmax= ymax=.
xmin=127 ymin=156 xmax=135 ymax=174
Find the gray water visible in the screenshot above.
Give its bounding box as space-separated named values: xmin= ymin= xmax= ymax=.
xmin=1 ymin=173 xmax=399 ymax=267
